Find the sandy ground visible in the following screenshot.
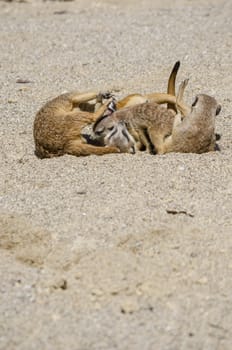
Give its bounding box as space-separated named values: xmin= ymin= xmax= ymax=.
xmin=0 ymin=0 xmax=232 ymax=349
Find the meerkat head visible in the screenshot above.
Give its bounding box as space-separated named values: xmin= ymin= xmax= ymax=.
xmin=93 ymin=114 xmax=118 ymax=144
xmin=104 ymin=121 xmax=136 ymax=154
xmin=191 ymin=94 xmax=221 ymax=117
xmin=92 ymin=98 xmax=118 ymax=144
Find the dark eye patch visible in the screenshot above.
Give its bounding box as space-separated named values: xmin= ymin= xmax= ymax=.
xmin=107 ymin=126 xmax=114 ymax=131
xmin=122 ymin=129 xmax=130 ymax=142
xmin=95 ymin=127 xmax=105 ymax=136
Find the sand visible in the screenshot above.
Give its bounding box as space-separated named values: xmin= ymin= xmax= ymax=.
xmin=0 ymin=0 xmax=232 ymax=349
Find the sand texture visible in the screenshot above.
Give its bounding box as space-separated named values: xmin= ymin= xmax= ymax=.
xmin=0 ymin=0 xmax=232 ymax=349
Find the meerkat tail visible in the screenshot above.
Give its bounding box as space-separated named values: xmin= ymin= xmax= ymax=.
xmin=145 ymin=92 xmax=177 ymax=104
xmin=167 ymin=61 xmax=180 ymax=96
xmin=167 ymin=61 xmax=180 ymax=111
xmin=176 ymin=79 xmax=191 ymax=117
xmin=146 ymin=61 xmax=180 ymax=111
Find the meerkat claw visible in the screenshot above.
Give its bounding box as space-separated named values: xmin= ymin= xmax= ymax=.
xmin=101 ymin=91 xmax=114 ymax=100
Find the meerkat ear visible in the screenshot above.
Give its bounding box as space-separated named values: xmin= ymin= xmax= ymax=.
xmin=95 ymin=126 xmax=105 ymax=136
xmin=216 ymin=104 xmax=221 ymax=116
xmin=191 ymin=96 xmax=198 ymax=107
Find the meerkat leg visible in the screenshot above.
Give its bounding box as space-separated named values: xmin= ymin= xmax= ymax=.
xmin=145 ymin=93 xmax=177 ymax=105
xmin=94 ymin=101 xmax=103 ymax=112
xmin=70 ymin=92 xmax=100 ymax=105
xmin=136 ymin=128 xmax=153 ymax=153
xmin=64 ymin=140 xmax=119 ymax=157
xmin=93 ymin=95 xmax=103 ymax=113
xmin=63 ymin=100 xmax=114 ymax=141
xmin=94 ymin=92 xmax=111 ymax=112
xmin=128 ymin=128 xmax=139 ymax=143
xmin=173 ymin=113 xmax=183 ymax=129
xmin=78 ymin=92 xmax=111 ymax=113
xmin=73 ymin=99 xmax=114 ymax=127
xmin=152 ymin=114 xmax=182 ymax=155
xmin=117 ymin=93 xmax=178 ymax=110
xmin=176 ymin=79 xmax=191 ymax=117
xmin=176 ymin=79 xmax=188 ymax=105
xmin=148 ymin=113 xmax=182 ymax=155
xmin=71 ymin=91 xmax=112 ymax=105
xmin=91 ymin=99 xmax=114 ymax=121
xmin=116 ymin=94 xmax=147 ymax=109
xmin=94 ymin=92 xmax=112 ymax=111
xmin=69 ymin=92 xmax=101 ymax=113
xmin=129 ymin=128 xmax=144 ymax=151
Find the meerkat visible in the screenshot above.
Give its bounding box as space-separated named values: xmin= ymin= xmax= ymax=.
xmin=34 ymin=61 xmax=181 ymax=158
xmin=160 ymin=81 xmax=221 ymax=154
xmin=33 ymin=91 xmax=121 ymax=158
xmin=92 ymin=61 xmax=185 ymax=152
xmin=93 ymin=78 xmax=190 ymax=153
xmin=93 ymin=99 xmax=180 ymax=153
xmin=97 ymin=80 xmax=221 ymax=155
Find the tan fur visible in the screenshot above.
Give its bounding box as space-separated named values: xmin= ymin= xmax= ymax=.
xmin=93 ymin=101 xmax=178 ymax=154
xmin=93 ymin=62 xmax=191 ymax=153
xmin=34 ymin=62 xmax=183 ymax=158
xmin=96 ymin=80 xmax=221 ymax=155
xmin=162 ymin=92 xmax=221 ymax=154
xmin=33 ymin=91 xmax=120 ymax=158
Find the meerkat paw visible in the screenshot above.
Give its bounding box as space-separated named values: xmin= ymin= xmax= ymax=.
xmin=96 ymin=91 xmax=114 ymax=102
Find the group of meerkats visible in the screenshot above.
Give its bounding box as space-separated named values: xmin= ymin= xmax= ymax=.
xmin=33 ymin=61 xmax=221 ymax=158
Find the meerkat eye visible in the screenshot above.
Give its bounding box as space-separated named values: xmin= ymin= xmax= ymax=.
xmin=191 ymin=96 xmax=198 ymax=107
xmin=107 ymin=126 xmax=114 ymax=131
xmin=95 ymin=127 xmax=105 ymax=136
xmin=164 ymin=133 xmax=171 ymax=139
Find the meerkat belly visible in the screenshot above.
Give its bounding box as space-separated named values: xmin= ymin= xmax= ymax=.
xmin=172 ymin=123 xmax=214 ymax=153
